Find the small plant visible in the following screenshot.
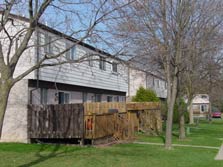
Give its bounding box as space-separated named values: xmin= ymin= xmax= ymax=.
xmin=132 ymin=86 xmax=159 ymax=102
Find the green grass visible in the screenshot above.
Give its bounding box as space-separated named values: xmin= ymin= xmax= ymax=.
xmin=137 ymin=119 xmax=223 ymax=147
xmin=0 ymin=119 xmax=223 ymax=167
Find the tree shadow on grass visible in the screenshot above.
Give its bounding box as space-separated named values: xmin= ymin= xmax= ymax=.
xmin=18 ymin=144 xmax=81 ymax=167
xmin=159 ymin=135 xmax=165 ymax=143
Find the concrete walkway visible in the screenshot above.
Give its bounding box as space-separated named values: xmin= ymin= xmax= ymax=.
xmin=134 ymin=141 xmax=220 ymax=150
xmin=215 ymin=144 xmax=223 ymax=160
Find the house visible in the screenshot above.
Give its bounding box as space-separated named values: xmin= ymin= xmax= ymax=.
xmin=128 ymin=67 xmax=167 ymax=101
xmin=191 ymin=94 xmax=211 ymax=118
xmin=0 ymin=14 xmax=128 ymax=143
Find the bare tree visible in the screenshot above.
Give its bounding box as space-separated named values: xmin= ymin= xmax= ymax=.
xmin=112 ymin=0 xmax=223 ymax=149
xmin=0 ymin=0 xmax=134 ymax=138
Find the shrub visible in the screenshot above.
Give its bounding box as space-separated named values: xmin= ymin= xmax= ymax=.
xmin=132 ymin=86 xmax=159 ymax=102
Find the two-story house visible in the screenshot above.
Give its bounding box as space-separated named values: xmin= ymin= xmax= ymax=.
xmin=128 ymin=67 xmax=167 ymax=101
xmin=1 ymin=13 xmax=128 ymax=143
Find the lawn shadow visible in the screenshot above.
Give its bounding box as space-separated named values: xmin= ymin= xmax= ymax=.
xmin=159 ymin=135 xmax=165 ymax=143
xmin=18 ymin=144 xmax=81 ymax=167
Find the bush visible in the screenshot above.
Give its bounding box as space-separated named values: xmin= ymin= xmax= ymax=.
xmin=132 ymin=86 xmax=160 ymax=102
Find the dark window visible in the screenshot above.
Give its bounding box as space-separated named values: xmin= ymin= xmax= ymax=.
xmin=107 ymin=96 xmax=113 ymax=102
xmin=112 ymin=62 xmax=118 ymax=73
xmin=152 ymin=77 xmax=155 ymax=86
xmin=83 ymin=92 xmax=88 ymax=102
xmin=99 ymin=57 xmax=106 ymax=70
xmin=95 ymin=94 xmax=101 ymax=102
xmin=59 ymin=92 xmax=70 ymax=104
xmin=40 ymin=88 xmax=48 ymax=104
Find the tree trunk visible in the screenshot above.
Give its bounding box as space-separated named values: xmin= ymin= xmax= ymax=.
xmin=165 ymin=100 xmax=175 ymax=149
xmin=0 ymin=82 xmax=11 ymax=138
xmin=165 ymin=76 xmax=178 ymax=149
xmin=188 ymin=100 xmax=194 ymax=124
xmin=179 ymin=112 xmax=186 ymax=139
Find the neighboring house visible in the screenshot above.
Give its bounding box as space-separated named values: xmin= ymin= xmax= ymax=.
xmin=1 ymin=14 xmax=128 ymax=143
xmin=128 ymin=67 xmax=167 ymax=101
xmin=191 ymin=94 xmax=210 ymax=118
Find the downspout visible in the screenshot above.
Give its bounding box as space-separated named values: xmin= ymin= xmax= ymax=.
xmin=29 ymin=28 xmax=40 ymax=104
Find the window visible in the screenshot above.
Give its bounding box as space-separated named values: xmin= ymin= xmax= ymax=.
xmin=71 ymin=46 xmax=76 ymax=59
xmin=66 ymin=43 xmax=76 ymax=60
xmin=201 ymin=95 xmax=208 ymax=99
xmin=88 ymin=56 xmax=93 ymax=67
xmin=40 ymin=88 xmax=48 ymax=104
xmin=95 ymin=94 xmax=101 ymax=102
xmin=112 ymin=62 xmax=118 ymax=73
xmin=157 ymin=79 xmax=160 ymax=88
xmin=58 ymin=92 xmax=70 ymax=104
xmin=113 ymin=96 xmax=119 ymax=102
xmin=152 ymin=77 xmax=155 ymax=86
xmin=200 ymin=104 xmax=208 ymax=112
xmin=99 ymin=57 xmax=106 ymax=70
xmin=44 ymin=34 xmax=52 ymax=54
xmin=119 ymin=96 xmax=126 ymax=102
xmin=107 ymin=96 xmax=113 ymax=102
xmin=83 ymin=92 xmax=88 ymax=102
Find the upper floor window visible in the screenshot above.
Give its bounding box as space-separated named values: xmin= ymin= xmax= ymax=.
xmin=99 ymin=57 xmax=106 ymax=70
xmin=112 ymin=62 xmax=118 ymax=73
xmin=88 ymin=56 xmax=94 ymax=67
xmin=44 ymin=34 xmax=52 ymax=54
xmin=157 ymin=79 xmax=160 ymax=88
xmin=66 ymin=43 xmax=76 ymax=60
xmin=201 ymin=95 xmax=208 ymax=99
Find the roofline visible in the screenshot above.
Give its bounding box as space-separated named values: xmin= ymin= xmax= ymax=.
xmin=2 ymin=12 xmax=124 ymax=63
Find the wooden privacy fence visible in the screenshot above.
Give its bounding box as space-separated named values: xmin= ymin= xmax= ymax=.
xmin=28 ymin=102 xmax=162 ymax=143
xmin=28 ymin=104 xmax=84 ymax=139
xmin=127 ymin=102 xmax=162 ymax=134
xmin=84 ymin=112 xmax=129 ymax=140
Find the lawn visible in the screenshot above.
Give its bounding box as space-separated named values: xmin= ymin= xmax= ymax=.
xmin=0 ymin=119 xmax=223 ymax=167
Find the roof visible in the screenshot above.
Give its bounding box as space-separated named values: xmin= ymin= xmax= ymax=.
xmin=3 ymin=12 xmax=124 ymax=63
xmin=192 ymin=94 xmax=210 ymax=104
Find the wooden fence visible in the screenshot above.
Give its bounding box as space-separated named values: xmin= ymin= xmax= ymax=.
xmin=28 ymin=104 xmax=84 ymax=139
xmin=28 ymin=102 xmax=162 ymax=143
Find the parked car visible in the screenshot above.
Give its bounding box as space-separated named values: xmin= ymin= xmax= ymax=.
xmin=212 ymin=111 xmax=222 ymax=118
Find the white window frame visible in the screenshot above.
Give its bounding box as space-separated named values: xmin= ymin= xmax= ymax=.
xmin=99 ymin=57 xmax=106 ymax=70
xmin=66 ymin=43 xmax=76 ymax=60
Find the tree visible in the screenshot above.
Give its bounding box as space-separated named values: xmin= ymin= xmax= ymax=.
xmin=0 ymin=0 xmax=134 ymax=138
xmin=112 ymin=0 xmax=223 ymax=149
xmin=132 ymin=86 xmax=159 ymax=102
